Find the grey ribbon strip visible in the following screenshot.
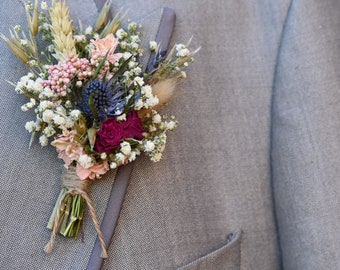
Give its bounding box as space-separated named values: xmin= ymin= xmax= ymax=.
xmin=86 ymin=4 xmax=176 ymax=270
xmin=145 ymin=8 xmax=177 ymax=73
xmin=86 ymin=162 xmax=134 ymax=270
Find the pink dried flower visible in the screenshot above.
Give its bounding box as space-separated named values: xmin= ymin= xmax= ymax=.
xmin=76 ymin=161 xmax=109 ymax=180
xmin=90 ymin=34 xmax=123 ymax=64
xmin=51 ymin=129 xmax=83 ymax=168
xmin=52 ymin=129 xmax=110 ymax=180
xmin=43 ymin=54 xmax=92 ymax=96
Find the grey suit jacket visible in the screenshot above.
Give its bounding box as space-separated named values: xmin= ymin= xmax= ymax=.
xmin=0 ymin=0 xmax=339 ymax=269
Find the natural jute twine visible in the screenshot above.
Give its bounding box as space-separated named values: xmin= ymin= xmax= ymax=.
xmin=44 ymin=168 xmax=107 ymax=258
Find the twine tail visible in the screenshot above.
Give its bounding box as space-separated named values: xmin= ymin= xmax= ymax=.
xmin=44 ymin=191 xmax=67 ymax=253
xmin=80 ymin=190 xmax=108 ymax=258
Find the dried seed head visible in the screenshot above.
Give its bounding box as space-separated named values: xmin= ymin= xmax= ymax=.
xmin=49 ymin=1 xmax=76 ymax=60
xmin=94 ymin=0 xmax=112 ymax=32
xmin=0 ymin=33 xmax=29 ymax=63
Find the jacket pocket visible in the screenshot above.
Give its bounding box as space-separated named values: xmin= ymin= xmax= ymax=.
xmin=177 ymin=230 xmax=242 ymax=270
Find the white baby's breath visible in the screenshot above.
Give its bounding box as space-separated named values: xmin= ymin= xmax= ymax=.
xmin=43 ymin=125 xmax=56 ymax=137
xmin=115 ymin=153 xmax=126 ymax=164
xmin=146 ymin=96 xmax=159 ymax=107
xmin=128 ymin=22 xmax=137 ymax=32
xmin=128 ymin=151 xmax=137 ymax=162
xmin=144 ymin=141 xmax=155 ymax=152
xmin=39 ymin=87 xmax=54 ymax=99
xmin=149 ymin=41 xmax=157 ymax=51
xmin=152 ymin=114 xmax=162 ymax=124
xmin=134 ymin=99 xmax=143 ymax=110
xmin=141 ymin=85 xmax=152 ymax=97
xmin=120 ymin=141 xmax=131 ymax=156
xmin=116 ymin=28 xmax=127 ymax=39
xmin=65 ymin=100 xmax=72 ymax=108
xmin=53 ymin=115 xmax=66 ymax=126
xmin=56 ymin=106 xmax=66 ymax=116
xmin=25 ymin=121 xmax=36 ymax=132
xmin=70 ymin=110 xmax=81 ymax=120
xmin=133 ymin=67 xmax=142 ymax=75
xmin=39 ymin=135 xmax=48 ymax=146
xmin=78 ymin=154 xmax=94 ymax=169
xmin=134 ymin=76 xmax=144 ymax=86
xmin=41 ymin=1 xmax=48 ymax=10
xmin=122 ymin=52 xmax=132 ymax=60
xmin=39 ymin=101 xmax=54 ymax=111
xmin=64 ymin=118 xmax=75 ymax=129
xmin=166 ymin=120 xmax=177 ymax=130
xmin=110 ymin=162 xmax=117 ymax=169
xmin=42 ymin=109 xmax=54 ymax=123
xmin=177 ymin=48 xmax=190 ymax=57
xmin=76 ymin=81 xmax=83 ymax=88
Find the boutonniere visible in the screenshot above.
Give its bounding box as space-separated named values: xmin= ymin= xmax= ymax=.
xmin=1 ymin=0 xmax=198 ymax=258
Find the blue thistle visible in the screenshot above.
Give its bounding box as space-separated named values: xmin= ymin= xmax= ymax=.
xmin=82 ymin=80 xmax=125 ymax=120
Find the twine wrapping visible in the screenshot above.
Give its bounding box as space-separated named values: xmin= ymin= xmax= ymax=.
xmin=44 ymin=168 xmax=107 ymax=258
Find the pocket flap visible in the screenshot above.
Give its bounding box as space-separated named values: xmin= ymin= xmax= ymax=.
xmin=177 ymin=230 xmax=242 ymax=270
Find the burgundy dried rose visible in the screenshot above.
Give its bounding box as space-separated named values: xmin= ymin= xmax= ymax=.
xmin=94 ymin=118 xmax=125 ymax=154
xmin=94 ymin=111 xmax=145 ymax=154
xmin=121 ymin=111 xmax=145 ymax=140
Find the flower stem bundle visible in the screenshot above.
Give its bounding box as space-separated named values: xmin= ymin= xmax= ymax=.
xmin=47 ymin=189 xmax=85 ymax=239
